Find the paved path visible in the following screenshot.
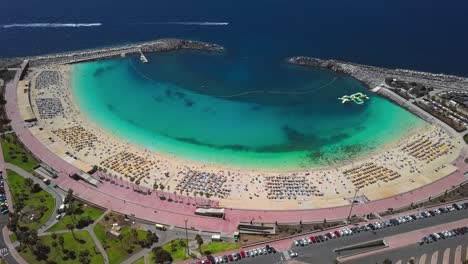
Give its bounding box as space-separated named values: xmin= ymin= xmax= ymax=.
xmin=85 ymin=209 xmax=111 ymax=264
xmin=4 ymin=62 xmax=468 ymax=234
xmin=2 ymin=227 xmax=26 ymax=264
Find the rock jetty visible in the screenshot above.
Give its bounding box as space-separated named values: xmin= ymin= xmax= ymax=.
xmin=0 ymin=39 xmax=224 ymax=68
xmin=288 ymin=56 xmax=468 ymax=90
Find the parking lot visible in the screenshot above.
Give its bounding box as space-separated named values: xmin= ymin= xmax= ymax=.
xmin=201 ymin=202 xmax=468 ymax=264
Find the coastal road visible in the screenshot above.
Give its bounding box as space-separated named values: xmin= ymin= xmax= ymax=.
xmin=344 ymin=234 xmax=468 ymax=264
xmin=206 ymin=209 xmax=468 ymax=264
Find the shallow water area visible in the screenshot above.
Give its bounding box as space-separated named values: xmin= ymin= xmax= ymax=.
xmin=73 ymin=51 xmax=425 ymax=169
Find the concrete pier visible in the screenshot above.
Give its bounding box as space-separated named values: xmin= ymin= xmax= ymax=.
xmin=138 ymin=49 xmax=149 ymax=63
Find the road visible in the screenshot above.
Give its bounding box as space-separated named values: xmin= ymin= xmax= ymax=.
xmin=4 ymin=163 xmax=66 ymax=234
xmin=209 ymin=209 xmax=468 ymax=264
xmin=0 ymin=135 xmax=18 ymax=263
xmin=345 ymin=235 xmax=468 ymax=264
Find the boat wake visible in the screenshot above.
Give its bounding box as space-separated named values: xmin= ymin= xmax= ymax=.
xmin=134 ymin=22 xmax=229 ymax=26
xmin=1 ymin=23 xmax=102 ymax=29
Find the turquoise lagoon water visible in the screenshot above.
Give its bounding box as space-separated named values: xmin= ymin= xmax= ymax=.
xmin=72 ymin=51 xmax=425 ymax=169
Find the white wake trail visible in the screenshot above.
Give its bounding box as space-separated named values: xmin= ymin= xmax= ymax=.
xmin=136 ymin=22 xmax=229 ymax=26
xmin=1 ymin=23 xmax=102 ymax=29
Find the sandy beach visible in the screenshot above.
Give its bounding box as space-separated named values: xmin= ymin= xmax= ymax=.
xmin=21 ymin=65 xmax=464 ymax=210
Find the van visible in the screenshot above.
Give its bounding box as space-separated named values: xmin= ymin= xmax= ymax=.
xmin=58 ymin=204 xmax=67 ymax=213
xmin=155 ymin=224 xmax=166 ymax=231
xmin=211 ymin=234 xmax=222 ymax=241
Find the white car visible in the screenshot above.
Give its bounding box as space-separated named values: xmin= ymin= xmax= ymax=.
xmin=306 ymin=237 xmax=312 ymax=244
xmin=289 ymin=251 xmax=298 ymax=258
xmin=339 ymin=230 xmax=345 ymax=236
xmin=294 ymin=240 xmax=299 ymax=246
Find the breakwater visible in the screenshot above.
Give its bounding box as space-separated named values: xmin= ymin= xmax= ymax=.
xmin=288 ymin=56 xmax=468 ymax=90
xmin=288 ymin=56 xmax=468 ymax=132
xmin=0 ymin=39 xmax=224 ymax=68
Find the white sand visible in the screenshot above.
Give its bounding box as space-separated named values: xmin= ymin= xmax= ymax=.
xmin=21 ymin=65 xmax=464 ymax=210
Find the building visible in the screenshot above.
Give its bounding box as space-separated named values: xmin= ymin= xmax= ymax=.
xmin=32 ymin=163 xmax=58 ymax=179
xmin=70 ymin=171 xmax=100 ymax=187
xmin=194 ymin=207 xmax=225 ymax=218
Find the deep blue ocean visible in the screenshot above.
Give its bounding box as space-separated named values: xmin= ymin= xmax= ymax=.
xmin=1 ymin=0 xmax=468 ymax=76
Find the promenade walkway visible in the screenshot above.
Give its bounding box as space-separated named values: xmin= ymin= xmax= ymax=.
xmin=4 ymin=62 xmax=468 ymax=234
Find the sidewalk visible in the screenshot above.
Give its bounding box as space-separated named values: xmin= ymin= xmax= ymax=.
xmin=2 ymin=227 xmax=28 ymax=264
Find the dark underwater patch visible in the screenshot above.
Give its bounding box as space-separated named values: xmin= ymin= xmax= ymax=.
xmin=184 ymin=99 xmax=195 ymax=107
xmin=93 ymin=64 xmax=117 ymax=77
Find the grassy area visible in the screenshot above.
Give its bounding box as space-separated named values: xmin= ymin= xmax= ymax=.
xmin=93 ymin=223 xmax=149 ymax=264
xmin=200 ymin=242 xmax=240 ymax=254
xmin=132 ymin=257 xmax=145 ymax=264
xmin=47 ymin=203 xmax=104 ymax=232
xmin=150 ymin=239 xmax=190 ymax=262
xmin=6 ymin=169 xmax=55 ymax=230
xmin=9 ymin=233 xmax=17 ymax=243
xmin=18 ymin=231 xmax=104 ymax=264
xmin=1 ymin=133 xmax=38 ymax=172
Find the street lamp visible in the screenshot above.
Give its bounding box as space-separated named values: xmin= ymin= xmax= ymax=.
xmin=184 ymin=219 xmax=190 ymax=256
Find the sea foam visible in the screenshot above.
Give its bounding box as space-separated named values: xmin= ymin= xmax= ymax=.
xmin=136 ymin=22 xmax=229 ymax=26
xmin=1 ymin=23 xmax=102 ymax=29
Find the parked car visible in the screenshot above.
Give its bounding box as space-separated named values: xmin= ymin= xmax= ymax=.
xmin=334 ymin=230 xmax=340 ymax=237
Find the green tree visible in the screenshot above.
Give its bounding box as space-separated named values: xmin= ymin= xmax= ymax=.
xmin=152 ymin=247 xmax=172 ymax=263
xmin=7 ymin=212 xmax=20 ymax=233
xmin=195 ymin=234 xmax=203 ymax=248
xmin=34 ymin=242 xmax=51 ymax=261
xmin=79 ymin=249 xmax=91 ymax=264
xmin=24 ymin=178 xmax=34 ymax=189
xmin=58 ymin=236 xmax=65 ymax=250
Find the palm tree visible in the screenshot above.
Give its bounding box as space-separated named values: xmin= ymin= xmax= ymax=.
xmin=24 ymin=178 xmax=34 ymax=189
xmin=66 ymin=224 xmax=76 ymax=240
xmin=58 ymin=236 xmax=65 ymax=250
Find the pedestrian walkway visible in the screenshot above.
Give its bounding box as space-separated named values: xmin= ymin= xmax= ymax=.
xmin=4 ymin=60 xmax=468 ymax=235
